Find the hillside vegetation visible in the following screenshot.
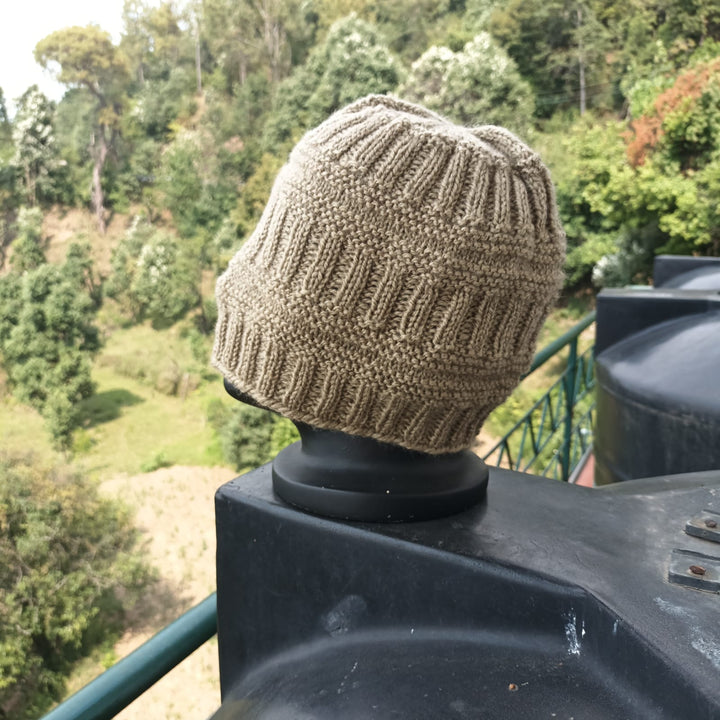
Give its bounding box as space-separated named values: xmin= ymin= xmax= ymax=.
xmin=2 ymin=1 xmax=720 ymax=716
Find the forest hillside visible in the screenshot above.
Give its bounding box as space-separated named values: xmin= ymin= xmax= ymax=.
xmin=2 ymin=1 xmax=720 ymax=717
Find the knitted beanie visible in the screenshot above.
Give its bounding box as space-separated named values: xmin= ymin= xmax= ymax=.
xmin=212 ymin=94 xmax=565 ymax=455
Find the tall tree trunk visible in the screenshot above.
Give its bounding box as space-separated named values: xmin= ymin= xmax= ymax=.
xmin=577 ymin=7 xmax=586 ymax=116
xmin=253 ymin=0 xmax=285 ymax=85
xmin=90 ymin=127 xmax=108 ymax=234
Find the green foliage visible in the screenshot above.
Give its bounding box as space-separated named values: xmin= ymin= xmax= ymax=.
xmin=108 ymin=137 xmax=163 ymax=213
xmin=232 ymin=151 xmax=286 ymax=239
xmin=263 ymin=14 xmax=402 ymax=148
xmin=132 ymin=67 xmax=197 ymax=139
xmin=11 ymin=86 xmax=58 ymax=206
xmin=106 ymin=217 xmax=199 ymax=326
xmin=207 ymin=399 xmax=299 ymax=471
xmin=35 ymin=26 xmax=130 ymax=231
xmin=158 ymin=130 xmax=240 ymax=240
xmin=555 ymin=58 xmax=720 ymax=286
xmin=64 ymin=240 xmax=102 ymax=307
xmin=202 ymin=0 xmax=311 ymax=89
xmin=552 ymin=118 xmax=629 ymax=285
xmin=0 ymin=453 xmax=153 ymax=719
xmin=10 ymin=206 xmax=46 ymax=274
xmin=52 ymin=89 xmax=97 ymax=206
xmin=217 ymin=402 xmax=276 ymax=471
xmin=400 ymin=32 xmax=534 ymax=132
xmin=140 ymin=450 xmax=172 ymax=472
xmin=312 ymin=0 xmax=464 ymax=60
xmin=34 ymin=26 xmax=130 ymax=96
xmin=657 ymin=0 xmax=720 ymax=57
xmin=211 ymin=216 xmax=244 ymax=270
xmin=127 ymin=0 xmax=197 ymax=83
xmin=208 ymin=73 xmax=273 ymax=141
xmin=485 ymin=384 xmax=544 ymax=439
xmin=270 ymin=416 xmax=301 ymax=456
xmin=0 ymin=251 xmax=100 ymax=449
xmin=489 ymin=0 xmax=612 ymax=116
xmin=0 ymin=87 xmax=9 ymax=143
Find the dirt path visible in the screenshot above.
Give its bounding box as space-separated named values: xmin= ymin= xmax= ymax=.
xmin=100 ymin=465 xmax=237 ymax=720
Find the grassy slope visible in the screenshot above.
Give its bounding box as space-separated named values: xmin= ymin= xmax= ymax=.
xmin=0 ymin=322 xmax=234 ymax=477
xmin=75 ymin=322 xmax=229 ymax=477
xmin=0 ymin=298 xmax=595 ymax=475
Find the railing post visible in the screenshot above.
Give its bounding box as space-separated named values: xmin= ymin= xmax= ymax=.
xmin=561 ymin=338 xmax=578 ymax=481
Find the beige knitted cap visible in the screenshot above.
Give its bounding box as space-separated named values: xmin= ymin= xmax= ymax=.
xmin=213 ymin=94 xmax=565 ymax=455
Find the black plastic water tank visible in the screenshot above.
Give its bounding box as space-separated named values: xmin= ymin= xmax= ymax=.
xmin=211 ymin=464 xmax=720 ymax=719
xmin=653 ymin=255 xmax=720 ymax=289
xmin=661 ymin=265 xmax=720 ymax=290
xmin=595 ymin=311 xmax=720 ymax=484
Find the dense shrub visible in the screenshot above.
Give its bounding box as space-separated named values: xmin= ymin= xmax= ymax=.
xmin=207 ymin=399 xmax=300 ymax=471
xmin=0 ymin=453 xmax=153 ymax=719
xmin=400 ymin=32 xmax=534 ymax=133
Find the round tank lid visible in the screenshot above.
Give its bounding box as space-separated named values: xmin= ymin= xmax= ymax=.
xmin=661 ymin=265 xmax=720 ymax=290
xmin=596 ymin=311 xmax=720 ymax=418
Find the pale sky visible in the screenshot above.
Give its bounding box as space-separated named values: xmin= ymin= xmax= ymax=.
xmin=0 ymin=0 xmax=129 ymax=114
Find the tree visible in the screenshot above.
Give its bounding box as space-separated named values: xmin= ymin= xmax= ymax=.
xmin=64 ymin=239 xmax=102 ymax=306
xmin=144 ymin=2 xmax=196 ymax=80
xmin=489 ymin=0 xmax=611 ymax=116
xmin=0 ymin=87 xmax=10 ymax=157
xmin=203 ymin=0 xmax=260 ymax=87
xmin=0 ymin=88 xmax=18 ymax=220
xmin=11 ymin=86 xmax=57 ymax=205
xmin=51 ymin=89 xmax=97 ymax=207
xmin=263 ymin=14 xmax=402 ymax=148
xmin=0 ymin=452 xmax=152 ymax=719
xmin=203 ymin=0 xmax=309 ymax=89
xmin=0 ymin=250 xmax=100 ymax=449
xmin=10 ymin=207 xmax=45 ymax=274
xmin=35 ymin=26 xmax=130 ymax=232
xmin=120 ymin=0 xmax=153 ymax=85
xmin=658 ymin=0 xmax=720 ymax=57
xmin=131 ymin=66 xmax=197 ymax=139
xmin=553 ymin=118 xmax=628 ymax=285
xmin=207 ymin=399 xmax=299 ymax=471
xmin=555 ymin=54 xmax=720 ymax=288
xmin=399 ymin=32 xmax=534 ymax=132
xmin=106 ymin=217 xmax=199 ymax=326
xmin=312 ymin=0 xmax=463 ymax=61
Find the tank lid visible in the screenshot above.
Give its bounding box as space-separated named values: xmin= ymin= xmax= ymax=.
xmin=661 ymin=265 xmax=720 ymax=290
xmin=596 ymin=311 xmax=720 ymax=418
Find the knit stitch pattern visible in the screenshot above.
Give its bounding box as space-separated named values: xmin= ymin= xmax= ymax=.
xmin=212 ymin=94 xmax=566 ymax=455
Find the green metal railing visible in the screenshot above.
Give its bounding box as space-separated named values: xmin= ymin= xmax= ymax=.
xmin=482 ymin=311 xmax=596 ymax=481
xmin=41 ymin=594 xmax=217 ymax=720
xmin=42 ymin=312 xmax=596 ymax=720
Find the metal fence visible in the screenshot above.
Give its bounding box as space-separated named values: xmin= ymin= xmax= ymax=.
xmin=482 ymin=311 xmax=596 ymax=481
xmin=41 ymin=311 xmax=596 ymax=720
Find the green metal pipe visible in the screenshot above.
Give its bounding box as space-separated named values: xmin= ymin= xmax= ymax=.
xmin=41 ymin=593 xmax=218 ymax=720
xmin=561 ymin=337 xmax=579 ymax=482
xmin=525 ymin=310 xmax=596 ymax=376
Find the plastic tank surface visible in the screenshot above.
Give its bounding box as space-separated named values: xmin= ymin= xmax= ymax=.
xmin=653 ymin=255 xmax=720 ymax=289
xmin=660 ymin=265 xmax=720 ymax=290
xmin=211 ymin=464 xmax=720 ymax=720
xmin=595 ymin=311 xmax=720 ymax=484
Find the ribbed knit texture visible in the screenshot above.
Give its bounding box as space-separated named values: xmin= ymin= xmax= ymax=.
xmin=212 ymin=94 xmax=566 ymax=455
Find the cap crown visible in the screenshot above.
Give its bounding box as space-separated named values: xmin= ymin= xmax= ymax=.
xmin=213 ymin=95 xmax=565 ymax=454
